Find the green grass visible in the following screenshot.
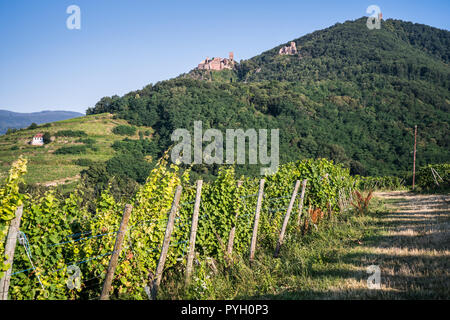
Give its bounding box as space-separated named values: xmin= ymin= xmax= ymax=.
xmin=0 ymin=113 xmax=154 ymax=187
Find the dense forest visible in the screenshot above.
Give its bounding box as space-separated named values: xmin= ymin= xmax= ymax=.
xmin=86 ymin=18 xmax=450 ymax=187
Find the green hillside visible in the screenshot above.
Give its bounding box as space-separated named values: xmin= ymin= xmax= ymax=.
xmin=0 ymin=113 xmax=154 ymax=188
xmin=236 ymin=18 xmax=449 ymax=83
xmin=2 ymin=18 xmax=448 ymax=189
xmin=86 ymin=18 xmax=450 ymax=181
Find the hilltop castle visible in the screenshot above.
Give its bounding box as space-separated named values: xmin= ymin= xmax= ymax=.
xmin=198 ymin=52 xmax=235 ymax=71
xmin=279 ymin=42 xmax=297 ymax=55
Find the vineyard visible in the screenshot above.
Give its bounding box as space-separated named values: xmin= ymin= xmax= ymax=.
xmin=0 ymin=153 xmax=365 ymax=300
xmin=2 ymin=152 xmax=450 ymax=300
xmin=355 ymin=175 xmax=406 ymax=191
xmin=415 ymin=164 xmax=450 ymax=193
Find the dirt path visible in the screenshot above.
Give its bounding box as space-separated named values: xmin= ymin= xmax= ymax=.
xmin=328 ymin=191 xmax=450 ymax=299
xmin=37 ymin=174 xmax=80 ymax=187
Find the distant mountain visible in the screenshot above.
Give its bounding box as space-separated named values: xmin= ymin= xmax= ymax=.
xmin=0 ymin=110 xmax=84 ymax=134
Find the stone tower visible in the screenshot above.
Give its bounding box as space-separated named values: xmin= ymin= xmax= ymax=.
xmin=229 ymin=52 xmax=234 ymax=61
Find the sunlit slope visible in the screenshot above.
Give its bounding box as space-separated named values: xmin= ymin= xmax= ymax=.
xmin=0 ymin=113 xmax=154 ymax=186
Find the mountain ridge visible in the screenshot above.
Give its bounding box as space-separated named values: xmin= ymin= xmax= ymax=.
xmin=0 ymin=110 xmax=84 ymax=134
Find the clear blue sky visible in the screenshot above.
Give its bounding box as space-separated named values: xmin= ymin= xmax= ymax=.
xmin=1 ymin=0 xmax=449 ymax=114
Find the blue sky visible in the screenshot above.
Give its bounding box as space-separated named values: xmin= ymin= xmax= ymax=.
xmin=1 ymin=0 xmax=449 ymax=114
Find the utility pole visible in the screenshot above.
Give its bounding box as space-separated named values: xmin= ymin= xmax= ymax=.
xmin=412 ymin=125 xmax=417 ymax=190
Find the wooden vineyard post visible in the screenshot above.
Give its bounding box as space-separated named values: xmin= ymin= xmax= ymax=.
xmin=226 ymin=180 xmax=243 ymax=259
xmin=274 ymin=180 xmax=301 ymax=258
xmin=249 ymin=179 xmax=265 ymax=262
xmin=412 ymin=125 xmax=417 ymax=190
xmin=150 ymin=185 xmax=183 ymax=300
xmin=185 ymin=180 xmax=203 ymax=286
xmin=296 ymin=179 xmax=308 ymax=226
xmin=100 ymin=204 xmax=133 ymax=300
xmin=327 ymin=202 xmax=332 ymax=219
xmin=0 ymin=205 xmax=23 ymax=300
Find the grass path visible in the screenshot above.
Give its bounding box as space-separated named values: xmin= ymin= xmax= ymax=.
xmin=321 ymin=191 xmax=450 ymax=299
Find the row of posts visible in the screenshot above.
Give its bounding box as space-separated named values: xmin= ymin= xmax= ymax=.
xmin=0 ymin=179 xmax=309 ymax=300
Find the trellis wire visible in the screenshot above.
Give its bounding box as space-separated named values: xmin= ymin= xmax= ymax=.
xmin=8 ymin=178 xmax=321 ymax=297
xmin=17 ymin=231 xmax=44 ymax=290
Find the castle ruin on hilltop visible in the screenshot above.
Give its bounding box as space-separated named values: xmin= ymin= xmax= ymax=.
xmin=279 ymin=42 xmax=297 ymax=55
xmin=197 ymin=52 xmax=235 ymax=71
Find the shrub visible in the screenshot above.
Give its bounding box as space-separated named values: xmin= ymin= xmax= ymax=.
xmin=55 ymin=130 xmax=87 ymax=138
xmin=76 ymin=138 xmax=96 ymax=145
xmin=112 ymin=125 xmax=137 ymax=136
xmin=27 ymin=123 xmax=38 ymax=130
xmin=73 ymin=158 xmax=95 ymax=167
xmin=43 ymin=132 xmax=52 ymax=144
xmin=6 ymin=128 xmax=18 ymax=135
xmin=351 ymin=190 xmax=373 ymax=215
xmin=54 ymin=145 xmax=88 ymax=155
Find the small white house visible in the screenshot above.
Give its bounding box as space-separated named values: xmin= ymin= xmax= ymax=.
xmin=31 ymin=133 xmax=44 ymax=146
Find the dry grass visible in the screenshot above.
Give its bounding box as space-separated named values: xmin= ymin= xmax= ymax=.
xmin=324 ymin=191 xmax=450 ymax=299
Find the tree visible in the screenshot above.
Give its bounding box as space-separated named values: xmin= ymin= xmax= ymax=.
xmin=28 ymin=123 xmax=38 ymax=130
xmin=43 ymin=132 xmax=52 ymax=144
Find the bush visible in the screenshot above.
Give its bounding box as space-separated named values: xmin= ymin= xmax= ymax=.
xmin=112 ymin=125 xmax=137 ymax=136
xmin=6 ymin=128 xmax=18 ymax=135
xmin=54 ymin=145 xmax=88 ymax=155
xmin=55 ymin=130 xmax=87 ymax=138
xmin=76 ymin=138 xmax=96 ymax=145
xmin=27 ymin=123 xmax=38 ymax=130
xmin=73 ymin=158 xmax=95 ymax=167
xmin=43 ymin=132 xmax=52 ymax=144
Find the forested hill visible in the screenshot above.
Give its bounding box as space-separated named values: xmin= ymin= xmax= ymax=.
xmin=86 ymin=17 xmax=450 ymax=180
xmin=235 ymin=18 xmax=450 ymax=84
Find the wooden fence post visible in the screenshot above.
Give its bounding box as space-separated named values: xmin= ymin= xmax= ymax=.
xmin=327 ymin=202 xmax=332 ymax=219
xmin=274 ymin=180 xmax=301 ymax=258
xmin=100 ymin=204 xmax=133 ymax=300
xmin=0 ymin=205 xmax=23 ymax=300
xmin=296 ymin=179 xmax=308 ymax=226
xmin=226 ymin=180 xmax=243 ymax=258
xmin=150 ymin=185 xmax=183 ymax=300
xmin=185 ymin=180 xmax=203 ymax=286
xmin=249 ymin=179 xmax=265 ymax=262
